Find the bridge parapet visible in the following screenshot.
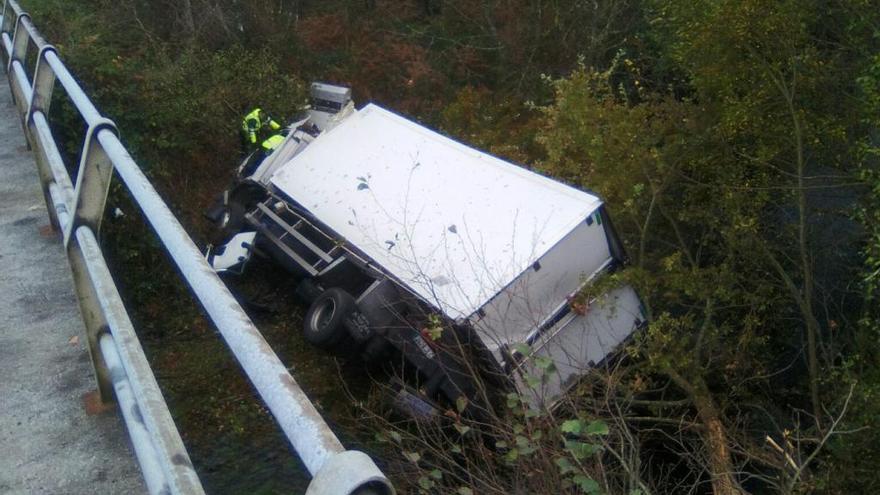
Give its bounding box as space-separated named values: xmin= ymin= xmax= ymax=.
xmin=0 ymin=1 xmax=393 ymax=494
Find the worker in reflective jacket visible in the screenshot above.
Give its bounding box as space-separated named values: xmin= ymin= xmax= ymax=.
xmin=241 ymin=107 xmax=282 ymax=151
xmin=238 ymin=115 xmax=286 ymax=178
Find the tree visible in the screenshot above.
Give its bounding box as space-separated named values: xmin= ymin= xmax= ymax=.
xmin=539 ymin=64 xmax=760 ymax=494
xmin=537 ymin=0 xmax=871 ymax=486
xmin=650 ymin=0 xmax=866 ymax=428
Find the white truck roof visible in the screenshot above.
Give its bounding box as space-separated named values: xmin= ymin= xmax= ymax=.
xmin=270 ymin=104 xmax=603 ymax=320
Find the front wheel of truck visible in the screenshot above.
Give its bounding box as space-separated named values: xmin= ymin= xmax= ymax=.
xmin=208 ymin=182 xmax=266 ymax=244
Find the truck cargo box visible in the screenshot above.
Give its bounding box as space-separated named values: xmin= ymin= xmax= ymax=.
xmin=269 ymin=104 xmax=604 ymax=320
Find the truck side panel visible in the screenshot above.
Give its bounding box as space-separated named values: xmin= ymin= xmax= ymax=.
xmin=472 ymin=209 xmax=612 ymax=357
xmin=514 ymin=285 xmax=644 ymax=405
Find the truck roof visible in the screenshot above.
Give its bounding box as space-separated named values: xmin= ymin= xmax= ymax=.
xmin=270 ymin=104 xmax=603 ymax=321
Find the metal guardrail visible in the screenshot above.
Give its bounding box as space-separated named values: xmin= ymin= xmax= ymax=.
xmin=0 ymin=1 xmax=394 ymax=494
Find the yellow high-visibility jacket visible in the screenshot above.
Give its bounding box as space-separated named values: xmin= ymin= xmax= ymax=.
xmin=260 ymin=134 xmax=285 ymax=152
xmin=241 ymin=107 xmax=281 ymax=146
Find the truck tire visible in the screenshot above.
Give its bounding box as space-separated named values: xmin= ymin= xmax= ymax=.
xmin=303 ymin=288 xmax=357 ymax=350
xmin=211 ymin=182 xmax=265 ymax=244
xmin=217 ymin=201 xmax=246 ymax=240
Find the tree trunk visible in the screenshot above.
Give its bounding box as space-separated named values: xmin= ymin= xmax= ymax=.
xmin=668 ymin=370 xmax=742 ymax=495
xmin=791 ymin=89 xmax=822 ymax=429
xmin=766 ymin=63 xmax=823 ymax=427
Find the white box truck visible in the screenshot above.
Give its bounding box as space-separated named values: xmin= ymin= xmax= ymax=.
xmin=206 ymin=83 xmax=646 ymax=417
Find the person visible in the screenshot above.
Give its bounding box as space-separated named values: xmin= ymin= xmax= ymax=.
xmin=241 ymin=107 xmax=282 ymax=152
xmin=239 ymin=108 xmax=286 ymax=177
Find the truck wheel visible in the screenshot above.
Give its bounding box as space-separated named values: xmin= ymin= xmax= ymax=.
xmin=211 ymin=183 xmax=265 ymax=244
xmin=217 ymin=201 xmax=246 ymax=240
xmin=303 ymin=288 xmax=356 ymax=350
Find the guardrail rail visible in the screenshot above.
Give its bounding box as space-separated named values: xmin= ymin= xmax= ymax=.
xmin=0 ymin=1 xmax=394 ymax=494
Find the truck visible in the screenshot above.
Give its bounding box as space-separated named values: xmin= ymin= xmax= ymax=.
xmin=205 ymin=82 xmax=647 ymax=418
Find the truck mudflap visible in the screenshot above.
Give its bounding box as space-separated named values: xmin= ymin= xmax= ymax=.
xmin=206 ymin=231 xmax=257 ymax=274
xmin=512 ymin=284 xmax=645 ymax=407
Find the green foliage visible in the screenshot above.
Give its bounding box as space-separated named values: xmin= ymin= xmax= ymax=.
xmin=538 ymin=65 xmax=773 ymax=385
xmin=562 ymin=419 xmax=610 ymax=437
xmin=859 ymin=53 xmax=880 ymax=305
xmin=377 ymin=387 xmax=610 ymax=494
xmin=820 ymin=41 xmax=880 ymax=494
xmin=145 ymin=46 xmax=306 ymax=172
xmin=536 ymin=2 xmax=877 ymax=490
xmin=368 ymin=330 xmax=613 ymax=494
xmin=439 ymin=85 xmax=542 ymax=164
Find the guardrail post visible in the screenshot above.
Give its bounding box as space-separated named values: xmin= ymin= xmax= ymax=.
xmin=66 ymin=119 xmax=118 ymax=242
xmin=8 ymin=10 xmax=26 ymax=66
xmin=6 ymin=8 xmax=28 ymax=103
xmin=28 ymin=45 xmax=55 ymax=118
xmin=26 ymin=45 xmax=60 ymax=228
xmin=0 ymin=1 xmax=10 ymax=35
xmin=68 ymin=243 xmax=115 ymax=403
xmin=0 ymin=1 xmax=13 ymax=52
xmin=66 ymin=119 xmax=120 ymax=403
